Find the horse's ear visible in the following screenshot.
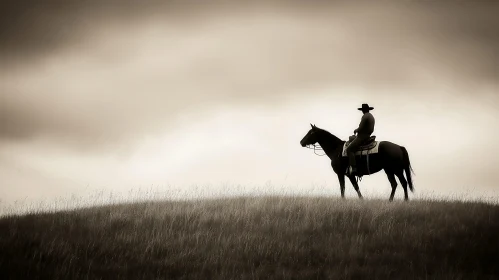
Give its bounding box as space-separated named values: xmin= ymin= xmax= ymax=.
xmin=310 ymin=123 xmax=314 ymax=129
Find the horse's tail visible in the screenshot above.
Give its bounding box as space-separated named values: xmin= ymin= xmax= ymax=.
xmin=401 ymin=146 xmax=415 ymax=192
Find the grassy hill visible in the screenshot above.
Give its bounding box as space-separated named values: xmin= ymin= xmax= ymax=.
xmin=1 ymin=197 xmax=498 ymax=279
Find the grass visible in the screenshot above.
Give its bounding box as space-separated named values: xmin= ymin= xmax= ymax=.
xmin=1 ymin=196 xmax=498 ymax=279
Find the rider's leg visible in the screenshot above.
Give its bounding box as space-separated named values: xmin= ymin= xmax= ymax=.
xmin=346 ymin=137 xmax=362 ymax=172
xmin=346 ymin=135 xmax=368 ymax=174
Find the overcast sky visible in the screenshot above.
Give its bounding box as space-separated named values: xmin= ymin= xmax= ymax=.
xmin=1 ymin=0 xmax=498 ymax=213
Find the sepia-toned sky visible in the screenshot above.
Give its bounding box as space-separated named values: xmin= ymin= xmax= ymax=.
xmin=1 ymin=0 xmax=498 ymax=212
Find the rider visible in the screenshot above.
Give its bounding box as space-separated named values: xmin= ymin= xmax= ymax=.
xmin=346 ymin=103 xmax=375 ymax=175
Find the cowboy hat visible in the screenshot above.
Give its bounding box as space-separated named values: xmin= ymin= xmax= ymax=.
xmin=358 ymin=103 xmax=374 ymax=111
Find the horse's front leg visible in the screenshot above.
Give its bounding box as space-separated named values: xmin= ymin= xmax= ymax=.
xmin=337 ymin=173 xmax=346 ymax=198
xmin=347 ymin=175 xmax=363 ymax=199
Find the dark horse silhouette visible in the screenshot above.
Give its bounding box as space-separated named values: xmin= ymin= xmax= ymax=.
xmin=300 ymin=124 xmax=414 ymax=201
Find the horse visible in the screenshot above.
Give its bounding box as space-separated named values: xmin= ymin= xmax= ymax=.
xmin=300 ymin=124 xmax=415 ymax=201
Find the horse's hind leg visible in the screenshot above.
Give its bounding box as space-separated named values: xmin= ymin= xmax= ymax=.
xmin=347 ymin=176 xmax=363 ymax=199
xmin=385 ymin=170 xmax=398 ymax=201
xmin=396 ymin=172 xmax=409 ymax=201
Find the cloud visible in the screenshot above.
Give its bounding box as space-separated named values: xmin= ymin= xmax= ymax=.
xmin=0 ymin=0 xmax=497 ymax=153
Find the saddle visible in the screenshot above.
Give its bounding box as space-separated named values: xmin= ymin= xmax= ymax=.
xmin=346 ymin=135 xmax=377 ymax=151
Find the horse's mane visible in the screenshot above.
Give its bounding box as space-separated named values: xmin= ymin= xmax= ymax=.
xmin=317 ymin=128 xmax=344 ymax=145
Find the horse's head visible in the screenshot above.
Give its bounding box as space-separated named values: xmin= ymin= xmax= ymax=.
xmin=300 ymin=124 xmax=321 ymax=147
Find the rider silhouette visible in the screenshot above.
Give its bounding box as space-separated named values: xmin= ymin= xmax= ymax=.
xmin=346 ymin=103 xmax=375 ymax=175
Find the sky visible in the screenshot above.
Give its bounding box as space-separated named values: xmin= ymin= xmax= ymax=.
xmin=1 ymin=0 xmax=498 ymax=213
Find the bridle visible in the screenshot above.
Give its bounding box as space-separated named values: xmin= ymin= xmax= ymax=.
xmin=303 ymin=129 xmax=364 ymax=183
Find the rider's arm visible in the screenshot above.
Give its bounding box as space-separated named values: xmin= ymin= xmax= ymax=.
xmin=355 ymin=115 xmax=367 ymax=134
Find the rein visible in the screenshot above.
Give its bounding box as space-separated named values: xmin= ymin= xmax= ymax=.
xmin=303 ymin=129 xmax=369 ymax=186
xmin=305 ymin=144 xmax=327 ymax=156
xmin=306 ymin=142 xmax=364 ymax=184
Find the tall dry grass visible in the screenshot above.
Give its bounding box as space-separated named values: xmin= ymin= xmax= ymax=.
xmin=1 ymin=196 xmax=498 ymax=279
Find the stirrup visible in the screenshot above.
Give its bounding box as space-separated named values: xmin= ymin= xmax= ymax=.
xmin=346 ymin=166 xmax=357 ymax=176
